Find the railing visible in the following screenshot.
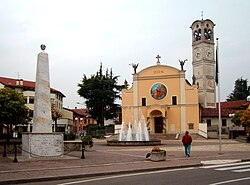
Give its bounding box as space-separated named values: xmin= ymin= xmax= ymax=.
xmin=0 ymin=140 xmax=21 ymax=162
xmin=0 ymin=139 xmax=88 ymax=162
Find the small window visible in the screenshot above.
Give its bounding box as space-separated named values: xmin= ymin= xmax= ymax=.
xmin=207 ymin=119 xmax=211 ymax=127
xmin=29 ymin=98 xmax=34 ymax=104
xmin=172 ymin=96 xmax=177 ymax=105
xmin=29 ymin=110 xmax=33 ymax=118
xmin=188 ymin=123 xmax=194 ymax=129
xmin=142 ymin=98 xmax=146 ymax=106
xmin=222 ymin=119 xmax=227 ymax=127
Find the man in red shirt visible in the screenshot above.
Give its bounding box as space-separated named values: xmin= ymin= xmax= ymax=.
xmin=182 ymin=131 xmax=192 ymax=157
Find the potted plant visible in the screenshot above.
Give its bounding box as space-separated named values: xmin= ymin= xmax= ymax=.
xmin=81 ymin=135 xmax=93 ymax=150
xmin=150 ymin=146 xmax=166 ymax=161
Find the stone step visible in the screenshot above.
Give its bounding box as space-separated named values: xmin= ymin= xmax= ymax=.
xmin=107 ymin=133 xmax=207 ymax=140
xmin=236 ymin=135 xmax=250 ymax=143
xmin=149 ymin=134 xmax=176 ymax=140
xmin=208 ymin=133 xmax=228 ymax=139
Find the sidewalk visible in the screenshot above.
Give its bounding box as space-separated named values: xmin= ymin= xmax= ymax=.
xmin=0 ymin=139 xmax=250 ymax=184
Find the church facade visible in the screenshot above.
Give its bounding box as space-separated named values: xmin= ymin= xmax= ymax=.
xmin=122 ymin=59 xmax=199 ymax=134
xmin=122 ymin=18 xmax=216 ymax=135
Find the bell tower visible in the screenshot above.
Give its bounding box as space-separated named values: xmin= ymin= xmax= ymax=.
xmin=191 ymin=18 xmax=216 ymax=108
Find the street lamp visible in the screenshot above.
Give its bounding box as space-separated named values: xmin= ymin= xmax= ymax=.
xmin=247 ymin=95 xmax=250 ymax=102
xmin=229 ymin=113 xmax=235 ymax=139
xmin=229 ymin=113 xmax=235 ymax=118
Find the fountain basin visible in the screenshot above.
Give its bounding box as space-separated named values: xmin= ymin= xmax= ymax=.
xmin=107 ymin=139 xmax=161 ymax=146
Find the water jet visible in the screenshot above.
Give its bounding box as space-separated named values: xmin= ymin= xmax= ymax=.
xmin=107 ymin=114 xmax=161 ymax=146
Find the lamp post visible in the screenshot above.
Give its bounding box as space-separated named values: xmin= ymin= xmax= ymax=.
xmin=229 ymin=113 xmax=235 ymax=139
xmin=3 ymin=140 xmax=6 ymax=157
xmin=74 ymin=117 xmax=78 ymax=137
xmin=81 ymin=140 xmax=85 ymax=159
xmin=13 ymin=132 xmax=18 ymax=163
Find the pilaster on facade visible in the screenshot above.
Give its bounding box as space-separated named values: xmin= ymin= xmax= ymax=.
xmin=180 ymin=71 xmax=186 ymax=132
xmin=133 ymin=74 xmax=139 ymax=123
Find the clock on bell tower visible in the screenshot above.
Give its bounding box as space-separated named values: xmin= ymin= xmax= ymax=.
xmin=191 ymin=18 xmax=216 ymax=108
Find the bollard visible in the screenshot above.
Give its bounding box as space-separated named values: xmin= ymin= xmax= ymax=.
xmin=81 ymin=141 xmax=85 ymax=159
xmin=13 ymin=142 xmax=18 ymax=163
xmin=3 ymin=141 xmax=7 ymax=157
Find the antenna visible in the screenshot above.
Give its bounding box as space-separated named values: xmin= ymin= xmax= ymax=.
xmin=201 ymin=11 xmax=204 ymax=20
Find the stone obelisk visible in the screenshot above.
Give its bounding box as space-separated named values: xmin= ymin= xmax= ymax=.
xmin=33 ymin=44 xmax=52 ymax=133
xmin=22 ymin=45 xmax=64 ymax=158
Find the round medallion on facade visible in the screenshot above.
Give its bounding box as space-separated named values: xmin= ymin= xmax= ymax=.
xmin=150 ymin=83 xmax=167 ymax=100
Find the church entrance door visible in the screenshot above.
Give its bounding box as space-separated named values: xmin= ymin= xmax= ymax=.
xmin=154 ymin=117 xmax=163 ymax=133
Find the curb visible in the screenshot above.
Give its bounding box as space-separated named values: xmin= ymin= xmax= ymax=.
xmin=0 ymin=163 xmax=203 ymax=185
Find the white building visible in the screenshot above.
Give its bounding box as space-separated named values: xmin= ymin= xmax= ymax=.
xmin=0 ymin=77 xmax=72 ymax=133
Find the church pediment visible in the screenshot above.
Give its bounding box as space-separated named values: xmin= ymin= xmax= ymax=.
xmin=133 ymin=64 xmax=183 ymax=81
xmin=137 ymin=65 xmax=180 ymax=78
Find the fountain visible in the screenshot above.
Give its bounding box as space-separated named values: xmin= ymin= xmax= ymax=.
xmin=107 ymin=110 xmax=161 ymax=146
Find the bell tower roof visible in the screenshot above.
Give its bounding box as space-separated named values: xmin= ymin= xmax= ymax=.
xmin=190 ymin=19 xmax=215 ymax=29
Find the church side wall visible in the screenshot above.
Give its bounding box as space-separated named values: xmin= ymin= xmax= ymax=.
xmin=122 ymin=89 xmax=134 ymax=107
xmin=185 ymin=84 xmax=199 ymax=133
xmin=121 ymin=89 xmax=134 ymax=124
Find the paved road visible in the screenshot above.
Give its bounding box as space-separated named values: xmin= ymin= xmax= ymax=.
xmin=20 ymin=161 xmax=250 ymax=185
xmin=1 ymin=139 xmax=250 ymax=184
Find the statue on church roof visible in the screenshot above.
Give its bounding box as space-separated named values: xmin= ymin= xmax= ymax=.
xmin=130 ymin=63 xmax=139 ymax=74
xmin=192 ymin=75 xmax=196 ymax=85
xmin=179 ymin=59 xmax=187 ymax=71
xmin=124 ymin=79 xmax=128 ymax=89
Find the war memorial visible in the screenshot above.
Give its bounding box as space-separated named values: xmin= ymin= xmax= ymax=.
xmin=22 ymin=45 xmax=64 ymax=158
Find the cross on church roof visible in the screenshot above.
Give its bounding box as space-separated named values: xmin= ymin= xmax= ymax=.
xmin=156 ymin=55 xmax=161 ymax=65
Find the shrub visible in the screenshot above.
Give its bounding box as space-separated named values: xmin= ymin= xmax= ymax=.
xmin=81 ymin=135 xmax=93 ymax=147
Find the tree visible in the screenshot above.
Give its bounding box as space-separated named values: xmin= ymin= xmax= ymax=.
xmin=227 ymin=77 xmax=250 ymax=101
xmin=78 ymin=63 xmax=122 ymax=126
xmin=231 ymin=111 xmax=244 ymax=126
xmin=0 ymin=88 xmax=31 ymax=142
xmin=240 ymin=105 xmax=250 ymax=132
xmin=51 ymin=104 xmax=62 ymax=132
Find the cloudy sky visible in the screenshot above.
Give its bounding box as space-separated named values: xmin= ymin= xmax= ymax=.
xmin=1 ymin=0 xmax=250 ymax=108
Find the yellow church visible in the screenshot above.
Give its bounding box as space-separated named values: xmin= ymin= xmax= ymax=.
xmin=122 ymin=57 xmax=199 ymax=135
xmin=122 ymin=18 xmax=216 ymax=136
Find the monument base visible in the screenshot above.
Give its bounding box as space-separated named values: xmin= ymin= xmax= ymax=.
xmin=22 ymin=133 xmax=64 ymax=158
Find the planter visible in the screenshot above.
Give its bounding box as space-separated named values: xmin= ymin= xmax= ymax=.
xmin=150 ymin=150 xmax=166 ymax=161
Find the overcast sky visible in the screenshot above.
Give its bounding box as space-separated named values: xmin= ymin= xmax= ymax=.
xmin=1 ymin=0 xmax=250 ymax=108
